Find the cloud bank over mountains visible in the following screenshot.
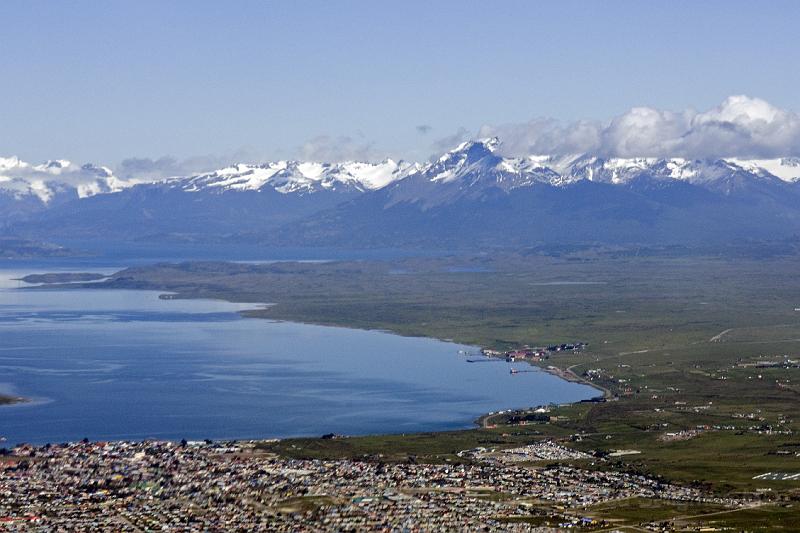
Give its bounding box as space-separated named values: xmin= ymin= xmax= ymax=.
xmin=0 ymin=157 xmax=130 ymax=201
xmin=296 ymin=135 xmax=378 ymax=163
xmin=479 ymin=95 xmax=800 ymax=159
xmin=116 ymin=153 xmax=252 ymax=181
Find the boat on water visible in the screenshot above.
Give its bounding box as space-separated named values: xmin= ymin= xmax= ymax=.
xmin=510 ymin=368 xmax=519 ymax=374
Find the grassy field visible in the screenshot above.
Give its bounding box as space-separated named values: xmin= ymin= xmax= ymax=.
xmin=61 ymin=247 xmax=800 ymax=525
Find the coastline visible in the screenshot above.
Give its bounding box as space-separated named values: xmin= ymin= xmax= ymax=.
xmin=473 ymin=360 xmax=610 ymax=429
xmin=8 ymin=268 xmax=603 ymax=443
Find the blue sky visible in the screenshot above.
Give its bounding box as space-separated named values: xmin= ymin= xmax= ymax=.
xmin=1 ymin=0 xmax=799 ymax=166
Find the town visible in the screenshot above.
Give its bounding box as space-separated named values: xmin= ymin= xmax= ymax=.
xmin=0 ymin=439 xmax=747 ymax=531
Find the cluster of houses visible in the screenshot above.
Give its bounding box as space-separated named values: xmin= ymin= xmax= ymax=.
xmin=0 ymin=439 xmax=742 ymax=531
xmin=482 ymin=342 xmax=588 ymax=362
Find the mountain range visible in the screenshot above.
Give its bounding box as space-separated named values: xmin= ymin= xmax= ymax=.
xmin=3 ymin=139 xmax=800 ymax=249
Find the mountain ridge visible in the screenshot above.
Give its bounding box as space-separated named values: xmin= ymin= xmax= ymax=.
xmin=4 ymin=138 xmax=800 ymax=247
xmin=4 ymin=138 xmax=800 ymax=205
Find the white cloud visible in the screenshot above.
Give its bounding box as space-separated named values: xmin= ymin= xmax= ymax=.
xmin=0 ymin=157 xmax=121 ymax=201
xmin=476 ymin=95 xmax=800 ymax=159
xmin=116 ymin=152 xmax=253 ymax=180
xmin=296 ymin=135 xmax=379 ymax=162
xmin=430 ymin=127 xmax=472 ymax=156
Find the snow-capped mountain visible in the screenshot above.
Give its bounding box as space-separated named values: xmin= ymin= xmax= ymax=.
xmin=345 ymin=138 xmax=800 ymax=214
xmin=375 ymin=138 xmax=560 ymax=209
xmin=175 ymin=159 xmax=418 ymax=194
xmin=278 ymin=138 xmax=800 ymax=248
xmin=0 ymin=156 xmax=419 ymax=234
xmin=2 ymin=157 xmax=421 ymax=240
xmin=3 ymin=141 xmax=798 ymax=207
xmin=389 ymin=138 xmax=800 ymax=192
xmin=0 ymin=155 xmax=418 ymax=203
xmin=0 ymin=157 xmax=144 ymax=227
xmin=726 ymin=157 xmax=800 ymax=183
xmin=5 ymin=138 xmax=800 ymax=247
xmin=555 ymin=154 xmax=800 ymax=190
xmin=0 ymin=156 xmax=134 ymax=203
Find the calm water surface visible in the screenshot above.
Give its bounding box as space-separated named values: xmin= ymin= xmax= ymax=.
xmin=0 ymin=265 xmax=596 ymax=444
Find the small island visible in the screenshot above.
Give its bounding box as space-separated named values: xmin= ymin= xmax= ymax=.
xmin=0 ymin=394 xmax=26 ymax=406
xmin=17 ymin=272 xmax=106 ymax=284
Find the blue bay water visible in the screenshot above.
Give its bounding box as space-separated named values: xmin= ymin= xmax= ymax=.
xmin=0 ymin=265 xmax=597 ymax=444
